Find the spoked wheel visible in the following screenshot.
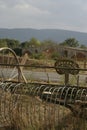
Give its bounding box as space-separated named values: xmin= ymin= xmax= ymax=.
xmin=0 ymin=47 xmax=27 ymax=83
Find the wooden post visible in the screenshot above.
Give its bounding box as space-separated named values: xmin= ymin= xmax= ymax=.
xmin=65 ymin=73 xmax=69 ymax=86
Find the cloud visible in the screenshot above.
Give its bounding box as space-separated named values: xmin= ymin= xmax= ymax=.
xmin=0 ymin=0 xmax=87 ymax=32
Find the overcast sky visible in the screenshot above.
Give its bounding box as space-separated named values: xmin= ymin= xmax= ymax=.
xmin=0 ymin=0 xmax=87 ymax=32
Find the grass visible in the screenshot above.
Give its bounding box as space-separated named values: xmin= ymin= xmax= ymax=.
xmin=1 ymin=90 xmax=86 ymax=130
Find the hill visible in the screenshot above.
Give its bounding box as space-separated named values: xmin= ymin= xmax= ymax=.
xmin=0 ymin=28 xmax=87 ymax=45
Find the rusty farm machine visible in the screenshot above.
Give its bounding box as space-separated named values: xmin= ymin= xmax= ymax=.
xmin=0 ymin=47 xmax=86 ymax=130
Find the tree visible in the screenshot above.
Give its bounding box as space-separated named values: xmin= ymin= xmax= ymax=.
xmin=0 ymin=38 xmax=20 ymax=49
xmin=80 ymin=44 xmax=87 ymax=49
xmin=59 ymin=38 xmax=79 ymax=47
xmin=0 ymin=39 xmax=7 ymax=47
xmin=13 ymin=48 xmax=22 ymax=56
xmin=41 ymin=40 xmax=58 ymax=50
xmin=20 ymin=41 xmax=29 ymax=49
xmin=29 ymin=37 xmax=41 ymax=47
xmin=20 ymin=38 xmax=41 ymax=49
xmin=6 ymin=39 xmax=20 ymax=49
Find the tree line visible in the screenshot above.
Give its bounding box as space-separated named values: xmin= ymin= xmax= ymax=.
xmin=0 ymin=37 xmax=86 ymax=59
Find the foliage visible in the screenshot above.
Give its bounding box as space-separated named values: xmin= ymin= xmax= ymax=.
xmin=0 ymin=38 xmax=20 ymax=48
xmin=0 ymin=37 xmax=86 ymax=60
xmin=41 ymin=40 xmax=57 ymax=49
xmin=0 ymin=39 xmax=7 ymax=47
xmin=20 ymin=41 xmax=29 ymax=49
xmin=13 ymin=48 xmax=22 ymax=56
xmin=80 ymin=44 xmax=87 ymax=48
xmin=20 ymin=38 xmax=41 ymax=49
xmin=6 ymin=39 xmax=20 ymax=49
xmin=59 ymin=38 xmax=79 ymax=47
xmin=31 ymin=53 xmax=45 ymax=59
xmin=29 ymin=37 xmax=41 ymax=46
xmin=51 ymin=52 xmax=60 ymax=60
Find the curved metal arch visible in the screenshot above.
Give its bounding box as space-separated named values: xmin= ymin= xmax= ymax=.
xmin=0 ymin=47 xmax=27 ymax=83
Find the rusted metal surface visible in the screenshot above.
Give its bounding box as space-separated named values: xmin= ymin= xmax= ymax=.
xmin=55 ymin=58 xmax=79 ymax=85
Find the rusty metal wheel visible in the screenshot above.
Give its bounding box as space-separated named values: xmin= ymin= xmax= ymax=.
xmin=0 ymin=47 xmax=27 ymax=83
xmin=55 ymin=58 xmax=79 ymax=75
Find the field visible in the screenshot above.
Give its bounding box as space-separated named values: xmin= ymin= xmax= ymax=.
xmin=0 ymin=50 xmax=87 ymax=130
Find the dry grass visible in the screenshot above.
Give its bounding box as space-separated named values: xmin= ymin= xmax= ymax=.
xmin=0 ymin=92 xmax=87 ymax=130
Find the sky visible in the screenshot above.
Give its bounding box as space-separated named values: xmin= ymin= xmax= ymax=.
xmin=0 ymin=0 xmax=87 ymax=32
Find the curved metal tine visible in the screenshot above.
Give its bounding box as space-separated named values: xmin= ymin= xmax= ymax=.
xmin=9 ymin=83 xmax=18 ymax=94
xmin=54 ymin=87 xmax=63 ymax=104
xmin=13 ymin=82 xmax=24 ymax=94
xmin=57 ymin=86 xmax=67 ymax=107
xmin=22 ymin=83 xmax=28 ymax=95
xmin=31 ymin=83 xmax=43 ymax=96
xmin=27 ymin=83 xmax=36 ymax=93
xmin=0 ymin=82 xmax=10 ymax=91
xmin=41 ymin=86 xmax=50 ymax=100
xmin=14 ymin=83 xmax=26 ymax=95
xmin=43 ymin=86 xmax=54 ymax=102
xmin=80 ymin=89 xmax=86 ymax=100
xmin=25 ymin=83 xmax=35 ymax=96
xmin=34 ymin=85 xmax=45 ymax=96
xmin=26 ymin=83 xmax=34 ymax=93
xmin=59 ymin=86 xmax=66 ymax=99
xmin=33 ymin=84 xmax=47 ymax=126
xmin=0 ymin=82 xmax=5 ymax=90
xmin=5 ymin=82 xmax=13 ymax=91
xmin=50 ymin=87 xmax=62 ymax=125
xmin=75 ymin=89 xmax=82 ymax=101
xmin=46 ymin=86 xmax=57 ymax=127
xmin=49 ymin=86 xmax=59 ymax=103
xmin=35 ymin=84 xmax=46 ymax=96
xmin=25 ymin=84 xmax=37 ymax=128
xmin=33 ymin=86 xmax=40 ymax=96
xmin=70 ymin=87 xmax=77 ymax=102
xmin=0 ymin=82 xmax=11 ymax=92
xmin=53 ymin=87 xmax=62 ymax=123
xmin=85 ymin=89 xmax=87 ymax=101
xmin=10 ymin=83 xmax=24 ymax=113
xmin=63 ymin=87 xmax=72 ymax=106
xmin=6 ymin=82 xmax=16 ymax=92
xmin=46 ymin=87 xmax=54 ymax=102
xmin=42 ymin=86 xmax=53 ymax=102
xmin=29 ymin=84 xmax=38 ymax=95
xmin=7 ymin=83 xmax=20 ymax=104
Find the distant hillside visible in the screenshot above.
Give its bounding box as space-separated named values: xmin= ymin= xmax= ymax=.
xmin=0 ymin=28 xmax=87 ymax=45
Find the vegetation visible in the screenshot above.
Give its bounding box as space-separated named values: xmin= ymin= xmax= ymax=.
xmin=0 ymin=38 xmax=20 ymax=48
xmin=59 ymin=38 xmax=79 ymax=47
xmin=0 ymin=37 xmax=87 ymax=130
xmin=0 ymin=37 xmax=86 ymax=59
